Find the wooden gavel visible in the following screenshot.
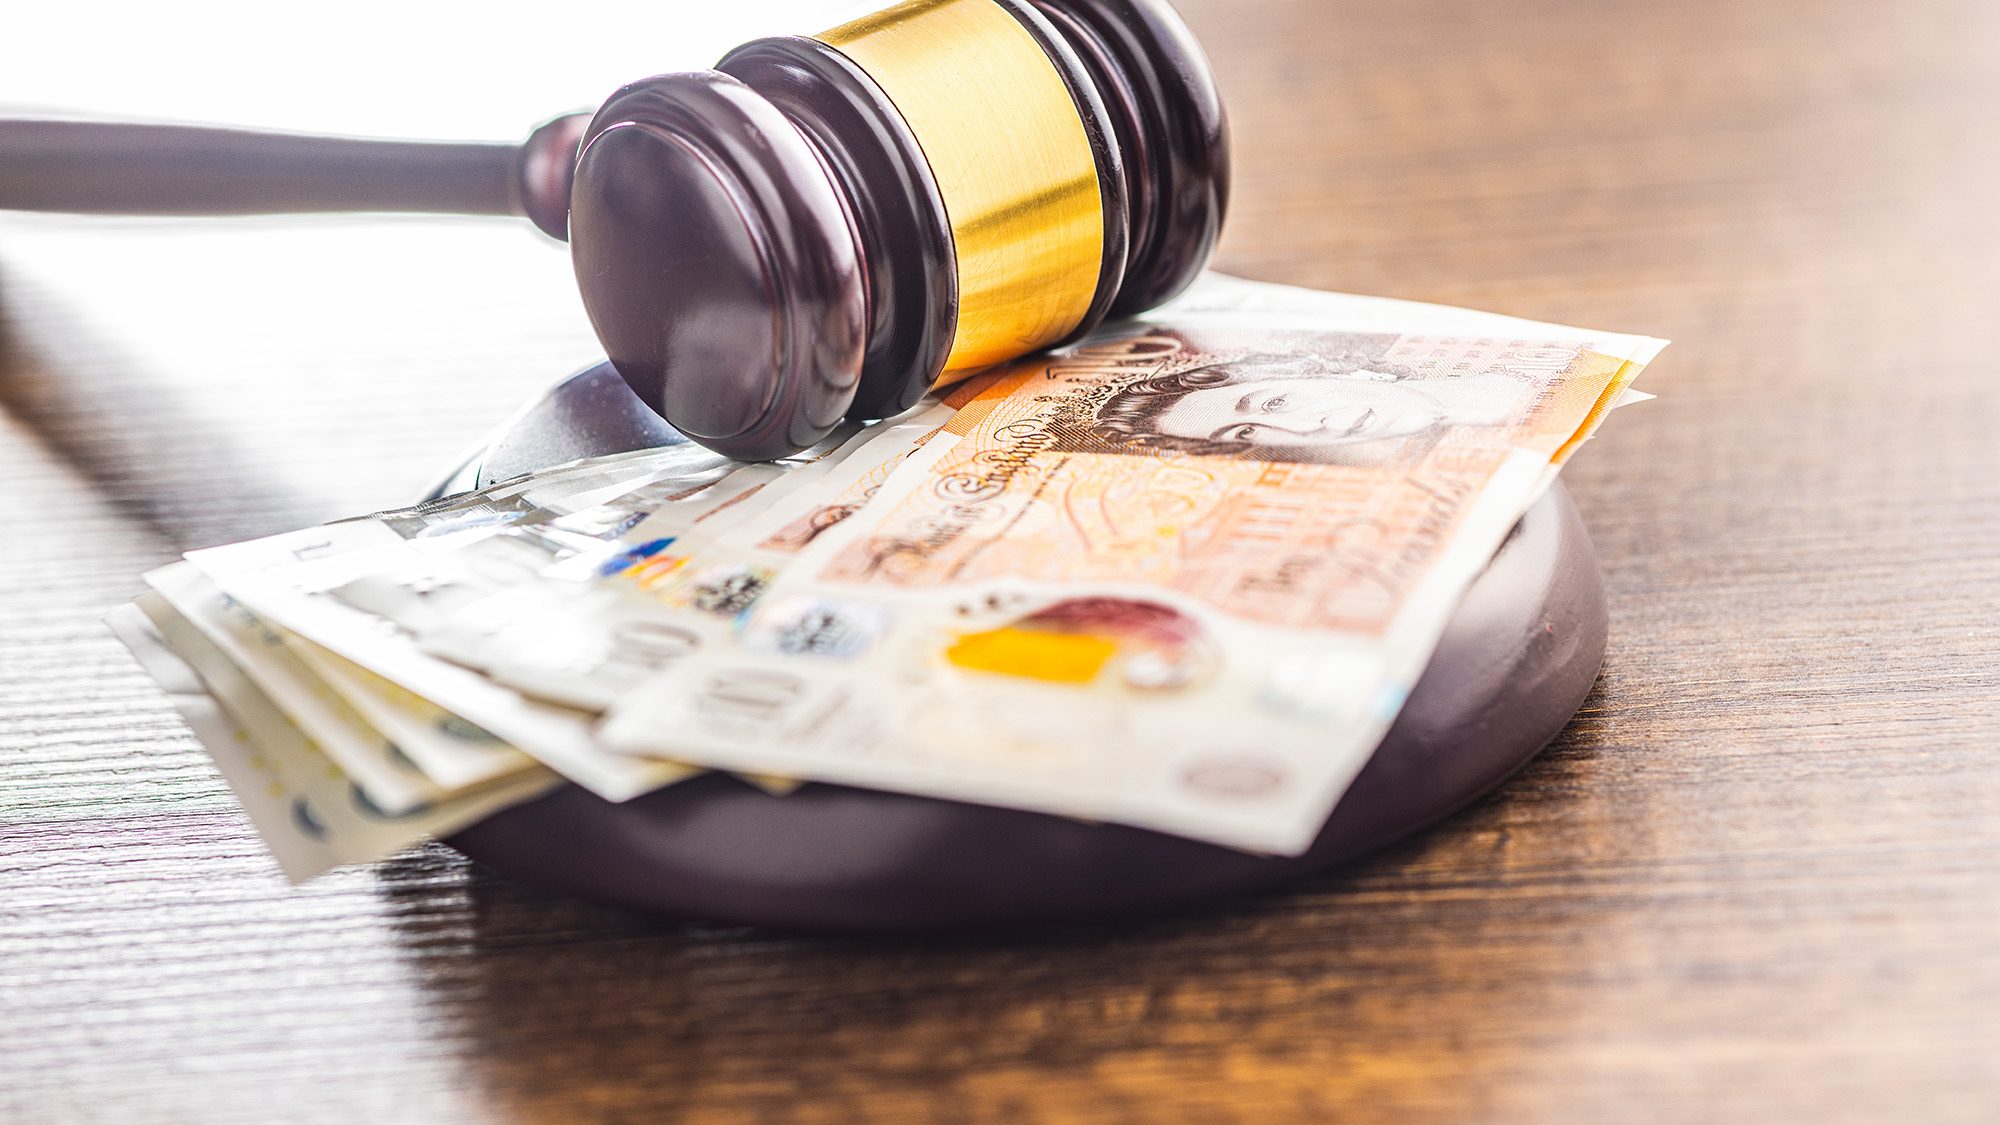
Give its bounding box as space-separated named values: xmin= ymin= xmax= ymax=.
xmin=0 ymin=0 xmax=1228 ymax=459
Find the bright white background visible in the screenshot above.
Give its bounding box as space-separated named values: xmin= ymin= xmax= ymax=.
xmin=1 ymin=1 xmax=853 ymax=137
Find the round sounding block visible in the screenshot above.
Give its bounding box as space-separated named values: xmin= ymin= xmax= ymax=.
xmin=436 ymin=362 xmax=1608 ymax=932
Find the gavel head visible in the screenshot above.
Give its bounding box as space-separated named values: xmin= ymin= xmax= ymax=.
xmin=566 ymin=0 xmax=1228 ymax=460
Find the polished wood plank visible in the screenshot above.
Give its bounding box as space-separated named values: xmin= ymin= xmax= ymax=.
xmin=2 ymin=0 xmax=1997 ymax=1120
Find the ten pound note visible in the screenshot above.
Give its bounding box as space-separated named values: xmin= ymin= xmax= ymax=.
xmin=121 ymin=276 xmax=1664 ymax=875
xmin=596 ymin=278 xmax=1665 ymax=854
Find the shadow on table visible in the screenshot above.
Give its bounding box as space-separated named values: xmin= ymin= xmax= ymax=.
xmin=0 ymin=261 xmax=339 ymax=549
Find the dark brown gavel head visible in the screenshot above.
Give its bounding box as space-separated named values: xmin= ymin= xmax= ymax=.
xmin=563 ymin=0 xmax=1228 ymax=459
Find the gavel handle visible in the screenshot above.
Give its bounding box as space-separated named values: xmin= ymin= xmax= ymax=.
xmin=0 ymin=113 xmax=590 ymax=239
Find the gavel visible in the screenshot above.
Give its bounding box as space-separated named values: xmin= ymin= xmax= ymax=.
xmin=0 ymin=0 xmax=1228 ymax=460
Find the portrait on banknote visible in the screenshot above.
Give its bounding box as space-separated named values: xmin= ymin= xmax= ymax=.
xmin=1054 ymin=330 xmax=1550 ymax=465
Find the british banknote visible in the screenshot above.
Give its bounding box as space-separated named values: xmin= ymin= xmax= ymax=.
xmin=424 ymin=400 xmax=958 ymax=711
xmin=174 ymin=427 xmax=885 ymax=799
xmin=127 ymin=274 xmax=1666 ymax=869
xmin=144 ymin=561 xmax=457 ymax=814
xmin=111 ymin=437 xmax=818 ymax=877
xmin=174 ymin=447 xmax=743 ymax=801
xmin=594 ymin=278 xmax=1666 ymax=853
xmin=108 ymin=598 xmax=560 ymax=881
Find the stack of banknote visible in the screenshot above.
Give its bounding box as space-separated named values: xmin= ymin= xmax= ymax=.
xmin=108 ymin=276 xmax=1666 ymax=880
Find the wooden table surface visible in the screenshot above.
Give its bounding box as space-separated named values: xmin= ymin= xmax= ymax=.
xmin=4 ymin=0 xmax=1997 ymax=1120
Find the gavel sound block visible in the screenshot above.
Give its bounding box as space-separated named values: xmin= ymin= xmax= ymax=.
xmin=431 ymin=363 xmax=1608 ymax=932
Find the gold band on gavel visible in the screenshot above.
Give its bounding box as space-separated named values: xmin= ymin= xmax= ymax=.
xmin=816 ymin=0 xmax=1104 ymax=373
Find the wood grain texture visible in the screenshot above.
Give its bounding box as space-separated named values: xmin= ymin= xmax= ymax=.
xmin=3 ymin=0 xmax=1998 ymax=1120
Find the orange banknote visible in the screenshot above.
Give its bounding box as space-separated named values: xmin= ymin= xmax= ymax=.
xmin=600 ymin=277 xmax=1666 ymax=854
xmin=825 ymin=327 xmax=1637 ymax=635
